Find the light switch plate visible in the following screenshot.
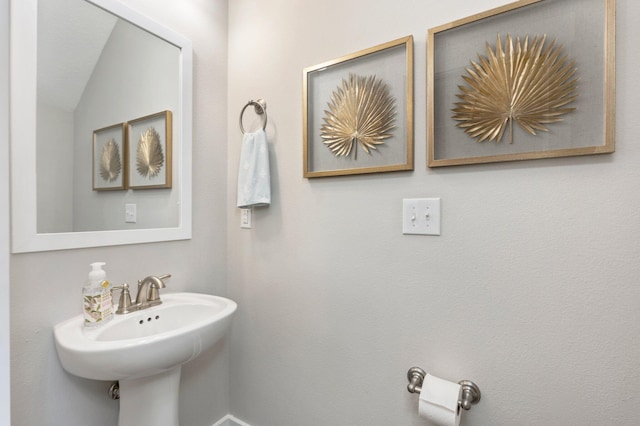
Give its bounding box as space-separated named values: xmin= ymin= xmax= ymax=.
xmin=125 ymin=204 xmax=137 ymax=223
xmin=402 ymin=198 xmax=440 ymax=235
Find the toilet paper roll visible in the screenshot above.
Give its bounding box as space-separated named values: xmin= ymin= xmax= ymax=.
xmin=418 ymin=374 xmax=462 ymax=426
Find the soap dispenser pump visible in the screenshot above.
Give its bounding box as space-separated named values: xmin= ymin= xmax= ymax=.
xmin=82 ymin=262 xmax=113 ymax=327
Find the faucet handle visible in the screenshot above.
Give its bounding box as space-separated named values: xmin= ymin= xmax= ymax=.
xmin=157 ymin=274 xmax=171 ymax=285
xmin=148 ymin=274 xmax=171 ymax=302
xmin=111 ymin=283 xmax=135 ymax=314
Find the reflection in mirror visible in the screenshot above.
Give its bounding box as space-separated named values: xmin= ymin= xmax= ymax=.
xmin=37 ymin=0 xmax=180 ymax=233
xmin=10 ymin=0 xmax=192 ymax=252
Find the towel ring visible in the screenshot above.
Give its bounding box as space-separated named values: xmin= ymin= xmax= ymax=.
xmin=239 ymin=99 xmax=267 ymax=134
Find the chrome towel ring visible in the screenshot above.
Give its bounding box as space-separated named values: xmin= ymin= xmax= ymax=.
xmin=239 ymin=98 xmax=267 ymax=134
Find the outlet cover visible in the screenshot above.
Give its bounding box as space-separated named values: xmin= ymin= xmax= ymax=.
xmin=240 ymin=208 xmax=252 ymax=229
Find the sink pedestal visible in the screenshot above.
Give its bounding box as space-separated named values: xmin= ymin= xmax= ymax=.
xmin=53 ymin=293 xmax=237 ymax=426
xmin=119 ymin=367 xmax=181 ymax=426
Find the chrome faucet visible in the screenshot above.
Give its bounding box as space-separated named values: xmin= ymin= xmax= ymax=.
xmin=135 ymin=274 xmax=171 ymax=308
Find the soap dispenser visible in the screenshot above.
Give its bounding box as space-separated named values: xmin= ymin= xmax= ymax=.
xmin=82 ymin=262 xmax=113 ymax=327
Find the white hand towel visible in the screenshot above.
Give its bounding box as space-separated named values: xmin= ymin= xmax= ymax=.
xmin=237 ymin=129 xmax=271 ymax=208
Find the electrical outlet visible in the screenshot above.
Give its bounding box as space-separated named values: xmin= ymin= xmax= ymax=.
xmin=240 ymin=208 xmax=252 ymax=228
xmin=402 ymin=198 xmax=440 ymax=235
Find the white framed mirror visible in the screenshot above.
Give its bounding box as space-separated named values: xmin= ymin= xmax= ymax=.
xmin=10 ymin=0 xmax=192 ymax=252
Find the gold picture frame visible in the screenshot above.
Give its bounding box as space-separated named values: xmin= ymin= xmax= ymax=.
xmin=427 ymin=0 xmax=615 ymax=167
xmin=126 ymin=110 xmax=172 ymax=189
xmin=303 ymin=36 xmax=414 ymax=178
xmin=93 ymin=123 xmax=126 ymax=191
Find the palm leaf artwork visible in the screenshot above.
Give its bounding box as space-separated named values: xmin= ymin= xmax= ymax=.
xmin=452 ymin=34 xmax=578 ymax=144
xmin=320 ymin=73 xmax=396 ymax=159
xmin=136 ymin=127 xmax=164 ymax=178
xmin=99 ymin=138 xmax=121 ymax=182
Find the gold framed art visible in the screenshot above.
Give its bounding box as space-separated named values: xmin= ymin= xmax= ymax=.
xmin=93 ymin=123 xmax=126 ymax=191
xmin=303 ymin=36 xmax=414 ymax=178
xmin=127 ymin=110 xmax=173 ymax=189
xmin=427 ymin=0 xmax=615 ymax=167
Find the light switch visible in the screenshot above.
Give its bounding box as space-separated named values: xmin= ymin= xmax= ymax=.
xmin=402 ymin=198 xmax=440 ymax=235
xmin=125 ymin=204 xmax=137 ymax=223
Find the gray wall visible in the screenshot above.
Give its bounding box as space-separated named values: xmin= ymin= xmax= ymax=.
xmin=226 ymin=0 xmax=640 ymax=425
xmin=9 ymin=0 xmax=229 ymax=425
xmin=1 ymin=0 xmax=12 ymax=421
xmin=37 ymin=101 xmax=74 ymax=233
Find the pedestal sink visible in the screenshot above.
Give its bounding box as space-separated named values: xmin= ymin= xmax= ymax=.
xmin=54 ymin=292 xmax=237 ymax=426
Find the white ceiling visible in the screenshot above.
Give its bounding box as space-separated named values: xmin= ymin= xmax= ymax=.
xmin=37 ymin=0 xmax=118 ymax=111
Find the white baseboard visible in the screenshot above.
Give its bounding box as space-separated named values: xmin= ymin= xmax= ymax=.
xmin=212 ymin=414 xmax=254 ymax=426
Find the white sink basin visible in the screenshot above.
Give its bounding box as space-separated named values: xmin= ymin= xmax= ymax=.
xmin=54 ymin=292 xmax=237 ymax=380
xmin=54 ymin=292 xmax=237 ymax=426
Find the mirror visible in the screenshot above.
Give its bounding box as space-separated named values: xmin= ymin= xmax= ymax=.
xmin=10 ymin=0 xmax=192 ymax=252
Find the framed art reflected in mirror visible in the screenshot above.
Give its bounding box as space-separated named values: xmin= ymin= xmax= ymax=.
xmin=127 ymin=111 xmax=172 ymax=190
xmin=93 ymin=122 xmax=126 ymax=191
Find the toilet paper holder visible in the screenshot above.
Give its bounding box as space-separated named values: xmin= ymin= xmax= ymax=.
xmin=407 ymin=367 xmax=481 ymax=410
